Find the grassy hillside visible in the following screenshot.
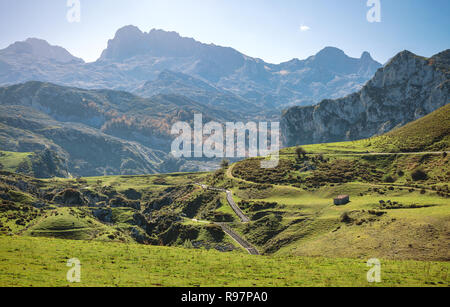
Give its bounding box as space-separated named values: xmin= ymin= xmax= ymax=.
xmin=0 ymin=171 xmax=240 ymax=251
xmin=225 ymin=163 xmax=449 ymax=260
xmin=0 ymin=104 xmax=449 ymax=287
xmin=369 ymin=104 xmax=450 ymax=152
xmin=24 ymin=208 xmax=114 ymax=241
xmin=223 ymin=107 xmax=450 ymax=259
xmin=0 ymin=236 xmax=448 ymax=287
xmin=1 ymin=110 xmax=449 ymax=261
xmin=0 ymin=151 xmax=33 ymax=173
xmin=0 ymin=149 xmax=67 ymax=178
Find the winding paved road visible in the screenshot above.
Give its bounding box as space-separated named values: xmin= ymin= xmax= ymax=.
xmin=225 ymin=190 xmax=250 ymax=223
xmin=195 ymin=183 xmax=258 ymax=255
xmin=216 ymin=223 xmax=259 ymax=255
xmin=197 ymin=184 xmax=250 ymax=223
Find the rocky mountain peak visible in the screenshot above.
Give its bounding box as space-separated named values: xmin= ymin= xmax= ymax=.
xmin=148 ymin=28 xmax=183 ymax=40
xmin=386 ymin=50 xmax=419 ymax=64
xmin=115 ymin=25 xmax=144 ymax=37
xmin=315 ymin=46 xmax=347 ymax=60
xmin=360 ymin=51 xmax=373 ymax=61
xmin=99 ymin=25 xmax=148 ymax=61
xmin=1 ymin=38 xmax=83 ymax=63
xmin=304 ymin=47 xmax=381 ymax=76
xmin=99 ymin=26 xmax=203 ymax=61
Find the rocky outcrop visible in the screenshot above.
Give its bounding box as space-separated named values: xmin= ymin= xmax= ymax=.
xmin=92 ymin=208 xmax=113 ymax=223
xmin=108 ymin=196 xmax=141 ymax=210
xmin=82 ymin=189 xmax=108 ymax=206
xmin=281 ymin=50 xmax=450 ymax=147
xmin=52 ymin=189 xmax=86 ymax=206
xmin=122 ymin=188 xmax=142 ymax=201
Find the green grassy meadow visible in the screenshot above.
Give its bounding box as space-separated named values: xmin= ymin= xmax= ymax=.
xmin=0 ymin=236 xmax=448 ymax=287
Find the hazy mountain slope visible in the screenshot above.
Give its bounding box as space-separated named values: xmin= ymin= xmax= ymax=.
xmin=272 ymin=48 xmax=381 ymax=105
xmin=281 ymin=49 xmax=450 ymax=147
xmin=133 ymin=70 xmax=271 ymax=118
xmin=0 ymin=38 xmax=85 ymax=86
xmin=96 ymin=26 xmax=381 ymax=108
xmin=0 ymin=81 xmax=238 ymax=151
xmin=0 ymin=149 xmax=68 ymax=178
xmin=0 ymin=105 xmax=166 ymax=177
xmin=0 ymin=26 xmax=381 ymax=110
xmin=0 ymin=81 xmax=254 ymax=176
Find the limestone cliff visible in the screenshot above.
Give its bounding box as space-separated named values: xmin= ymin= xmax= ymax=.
xmin=281 ymin=49 xmax=449 ymax=147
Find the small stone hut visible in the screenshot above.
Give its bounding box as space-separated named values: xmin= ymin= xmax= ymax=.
xmin=334 ymin=195 xmax=350 ymax=205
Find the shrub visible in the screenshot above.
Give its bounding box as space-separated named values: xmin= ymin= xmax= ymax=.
xmin=212 ymin=212 xmax=233 ymax=222
xmin=205 ymin=224 xmax=225 ymax=241
xmin=340 ymin=212 xmax=352 ymax=224
xmin=397 ymin=170 xmax=405 ymax=177
xmin=183 ymin=239 xmax=194 ymax=249
xmin=295 ymin=147 xmax=307 ymax=160
xmin=411 ymin=169 xmax=428 ymax=181
xmin=220 ymin=159 xmax=230 ymax=169
xmin=382 ymin=174 xmax=396 ymax=183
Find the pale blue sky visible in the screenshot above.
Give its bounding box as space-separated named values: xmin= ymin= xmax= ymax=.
xmin=0 ymin=0 xmax=448 ymax=63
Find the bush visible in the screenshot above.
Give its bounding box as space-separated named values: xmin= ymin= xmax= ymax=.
xmin=295 ymin=147 xmax=307 ymax=159
xmin=153 ymin=177 xmax=168 ymax=185
xmin=205 ymin=224 xmax=225 ymax=241
xmin=340 ymin=212 xmax=353 ymax=224
xmin=397 ymin=170 xmax=405 ymax=177
xmin=183 ymin=239 xmax=194 ymax=249
xmin=382 ymin=174 xmax=396 ymax=183
xmin=212 ymin=212 xmax=233 ymax=222
xmin=220 ymin=159 xmax=230 ymax=169
xmin=411 ymin=169 xmax=428 ymax=181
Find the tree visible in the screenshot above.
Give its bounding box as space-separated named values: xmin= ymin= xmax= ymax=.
xmin=382 ymin=174 xmax=395 ymax=183
xmin=411 ymin=168 xmax=428 ymax=181
xmin=295 ymin=147 xmax=307 ymax=160
xmin=220 ymin=159 xmax=230 ymax=169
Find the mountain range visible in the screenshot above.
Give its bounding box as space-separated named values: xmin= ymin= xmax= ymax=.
xmin=0 ymin=25 xmax=381 ymax=112
xmin=0 ymin=25 xmax=448 ymax=177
